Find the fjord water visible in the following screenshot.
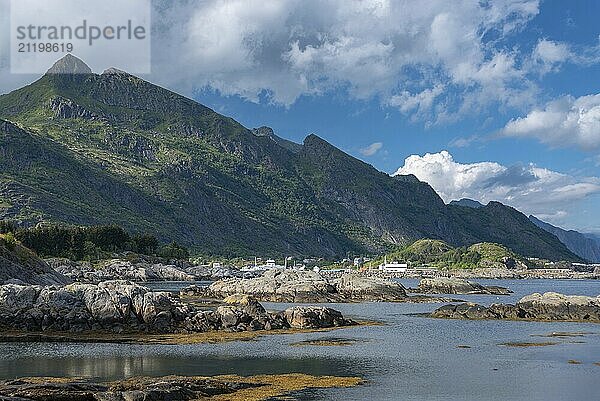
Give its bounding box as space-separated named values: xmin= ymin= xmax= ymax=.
xmin=0 ymin=279 xmax=599 ymax=400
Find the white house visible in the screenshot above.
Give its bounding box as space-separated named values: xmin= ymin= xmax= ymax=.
xmin=379 ymin=256 xmax=408 ymax=273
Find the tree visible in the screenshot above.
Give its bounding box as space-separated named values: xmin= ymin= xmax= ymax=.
xmin=159 ymin=241 xmax=190 ymax=259
xmin=0 ymin=220 xmax=17 ymax=234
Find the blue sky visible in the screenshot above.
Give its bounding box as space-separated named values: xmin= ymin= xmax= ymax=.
xmin=182 ymin=0 xmax=600 ymax=233
xmin=0 ymin=0 xmax=598 ymax=233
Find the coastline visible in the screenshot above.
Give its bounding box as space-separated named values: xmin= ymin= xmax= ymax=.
xmin=348 ymin=268 xmax=599 ymax=280
xmin=0 ymin=374 xmax=364 ymax=401
xmin=0 ymin=320 xmax=381 ymax=345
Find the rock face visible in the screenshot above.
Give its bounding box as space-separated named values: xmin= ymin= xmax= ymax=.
xmin=0 ymin=281 xmax=354 ymax=334
xmin=202 ymin=270 xmax=407 ymax=302
xmin=0 ymin=237 xmax=69 ymax=286
xmin=417 ymin=277 xmax=511 ymax=295
xmin=430 ymin=292 xmax=600 ymax=322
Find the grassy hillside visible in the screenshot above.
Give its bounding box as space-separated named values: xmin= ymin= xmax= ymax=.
xmin=374 ymin=239 xmax=530 ymax=269
xmin=0 ymin=56 xmax=581 ymax=260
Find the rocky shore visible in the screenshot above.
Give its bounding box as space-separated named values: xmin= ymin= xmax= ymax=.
xmin=0 ymin=374 xmax=363 ymax=401
xmin=183 ymin=270 xmax=421 ymax=303
xmin=413 ymin=277 xmax=512 ymax=295
xmin=431 ymin=292 xmax=600 ymax=323
xmin=46 ymin=258 xmax=253 ymax=284
xmin=0 ymin=281 xmax=355 ymax=336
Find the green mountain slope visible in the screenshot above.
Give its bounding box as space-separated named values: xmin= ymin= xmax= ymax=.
xmin=373 ymin=239 xmax=530 ymax=269
xmin=0 ymin=55 xmax=580 ymax=260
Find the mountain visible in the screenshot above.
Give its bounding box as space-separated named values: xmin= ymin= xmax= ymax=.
xmin=529 ymin=216 xmax=600 ymax=263
xmin=449 ymin=199 xmax=484 ymax=208
xmin=0 ymin=55 xmax=580 ymax=260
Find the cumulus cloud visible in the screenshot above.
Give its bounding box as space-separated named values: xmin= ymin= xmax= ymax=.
xmin=1 ymin=0 xmax=596 ymax=125
xmin=360 ymin=142 xmax=383 ymax=156
xmin=531 ymin=39 xmax=570 ymax=74
xmin=0 ymin=0 xmax=548 ymax=116
xmin=393 ymin=150 xmax=600 ymax=225
xmin=500 ymin=94 xmax=600 ymax=150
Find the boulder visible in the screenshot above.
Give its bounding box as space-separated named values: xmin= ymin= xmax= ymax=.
xmin=430 ymin=292 xmax=600 ymax=322
xmin=417 ymin=277 xmax=511 ymax=295
xmin=283 ymin=306 xmax=354 ymax=329
xmin=335 ymin=274 xmax=406 ymax=301
xmin=516 ymin=292 xmax=600 ymax=321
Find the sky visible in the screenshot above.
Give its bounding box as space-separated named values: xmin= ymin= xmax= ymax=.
xmin=0 ymin=0 xmax=599 ymax=233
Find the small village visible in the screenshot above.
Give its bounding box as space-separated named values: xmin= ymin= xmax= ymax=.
xmin=201 ymin=255 xmax=600 ymax=280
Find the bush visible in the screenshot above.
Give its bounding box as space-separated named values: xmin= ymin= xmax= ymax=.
xmin=2 ymin=232 xmax=18 ymax=251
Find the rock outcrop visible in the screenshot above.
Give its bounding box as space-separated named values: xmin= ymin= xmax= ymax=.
xmin=430 ymin=292 xmax=600 ymax=322
xmin=0 ymin=236 xmax=69 ymax=286
xmin=47 ymin=258 xmax=254 ymax=283
xmin=0 ymin=374 xmax=362 ymax=401
xmin=284 ymin=306 xmax=353 ymax=329
xmin=334 ymin=274 xmax=407 ymax=301
xmin=48 ymin=258 xmax=195 ymax=283
xmin=417 ymin=277 xmax=511 ymax=295
xmin=0 ymin=281 xmax=355 ymax=334
xmin=197 ymin=270 xmax=408 ymax=302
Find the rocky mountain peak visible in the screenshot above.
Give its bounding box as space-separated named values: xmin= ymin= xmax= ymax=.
xmin=449 ymin=198 xmax=485 ymax=208
xmin=252 ymin=126 xmax=275 ymax=137
xmin=46 ymin=54 xmax=93 ymax=75
xmin=101 ymin=67 xmax=129 ymax=76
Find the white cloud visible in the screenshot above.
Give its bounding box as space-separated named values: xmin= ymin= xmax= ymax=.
xmin=388 ymin=85 xmax=444 ymax=116
xmin=393 ymin=150 xmax=600 ymax=225
xmin=0 ymin=0 xmax=540 ymax=116
xmin=0 ymin=0 xmax=595 ymax=126
xmin=531 ymin=39 xmax=570 ymax=73
xmin=501 ymin=93 xmax=600 ymax=150
xmin=360 ymin=142 xmax=383 ymax=156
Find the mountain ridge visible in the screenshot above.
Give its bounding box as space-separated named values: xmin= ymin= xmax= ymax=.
xmin=0 ymin=55 xmax=580 ymax=260
xmin=529 ymin=215 xmax=600 ymax=263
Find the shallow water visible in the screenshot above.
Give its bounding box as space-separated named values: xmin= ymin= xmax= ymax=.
xmin=0 ymin=279 xmax=599 ymax=400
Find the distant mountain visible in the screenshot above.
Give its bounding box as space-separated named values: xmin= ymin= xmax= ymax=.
xmin=449 ymin=199 xmax=485 ymax=208
xmin=529 ymin=216 xmax=600 ymax=262
xmin=0 ymin=55 xmax=580 ymax=260
xmin=585 ymin=233 xmax=600 ymax=242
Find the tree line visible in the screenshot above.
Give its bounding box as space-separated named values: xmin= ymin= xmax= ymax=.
xmin=0 ymin=220 xmax=189 ymax=260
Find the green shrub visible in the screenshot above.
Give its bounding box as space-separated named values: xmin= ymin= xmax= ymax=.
xmin=2 ymin=232 xmax=18 ymax=250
